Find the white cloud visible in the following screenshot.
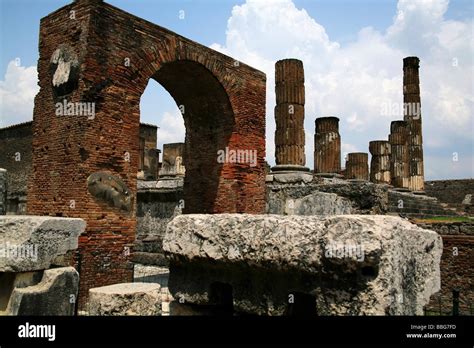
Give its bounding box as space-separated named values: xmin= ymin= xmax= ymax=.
xmin=0 ymin=60 xmax=38 ymax=127
xmin=341 ymin=142 xmax=359 ymax=156
xmin=155 ymin=110 xmax=185 ymax=146
xmin=0 ymin=2 xmax=471 ymax=180
xmin=211 ymin=0 xmax=473 ymax=179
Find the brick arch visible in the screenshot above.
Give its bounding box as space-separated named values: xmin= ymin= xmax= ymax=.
xmin=146 ymin=60 xmax=235 ymax=213
xmin=27 ymin=0 xmax=266 ymax=308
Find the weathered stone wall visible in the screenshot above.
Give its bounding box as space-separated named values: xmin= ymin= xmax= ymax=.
xmin=138 ymin=123 xmax=159 ymax=180
xmin=415 ymin=222 xmax=474 ymax=315
xmin=0 ymin=169 xmax=6 ymax=215
xmin=388 ymin=191 xmax=458 ymax=218
xmin=425 ymin=179 xmax=474 ymax=208
xmin=266 ymin=179 xmax=389 ymax=215
xmin=134 ymin=180 xmax=183 ymax=266
xmin=29 ymin=0 xmax=266 ymax=309
xmin=0 ymin=122 xmax=32 ymax=214
xmin=160 ymin=143 xmax=185 ymax=177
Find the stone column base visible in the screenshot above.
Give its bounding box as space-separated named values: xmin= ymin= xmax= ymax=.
xmin=269 ymin=165 xmax=313 ymax=184
xmin=413 ymin=191 xmax=426 ymax=195
xmin=314 ymin=172 xmax=344 ymax=179
xmin=347 ymin=179 xmax=368 ymax=183
xmin=392 ymin=187 xmax=411 ymax=192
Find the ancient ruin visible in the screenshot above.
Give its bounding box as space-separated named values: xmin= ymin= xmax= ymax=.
xmin=0 ymin=169 xmax=6 ymax=215
xmin=274 ymin=59 xmax=306 ymax=167
xmin=389 ymin=120 xmax=410 ymax=189
xmin=314 ymin=117 xmax=341 ymax=177
xmin=369 ymin=141 xmax=391 ymax=184
xmin=0 ymin=216 xmax=85 ymax=315
xmin=403 ymin=57 xmax=425 ymax=192
xmin=271 ymin=59 xmax=312 ymax=183
xmin=164 ymin=214 xmax=442 ymax=315
xmin=88 ymin=282 xmax=162 ymax=316
xmin=138 ymin=123 xmax=160 ymax=181
xmin=0 ymin=0 xmax=472 ymax=318
xmin=160 ymin=143 xmax=185 ymax=178
xmin=384 ymin=57 xmax=425 ymax=192
xmin=345 ymin=153 xmax=369 ymax=181
xmin=25 ymin=0 xmax=266 ymax=308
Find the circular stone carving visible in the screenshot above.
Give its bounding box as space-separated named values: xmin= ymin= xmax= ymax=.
xmin=87 ymin=171 xmax=132 ymax=212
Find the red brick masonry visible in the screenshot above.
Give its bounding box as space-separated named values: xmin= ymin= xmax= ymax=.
xmin=27 ymin=0 xmax=266 ymax=308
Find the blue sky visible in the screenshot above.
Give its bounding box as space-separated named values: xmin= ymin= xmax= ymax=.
xmin=1 ymin=0 xmax=471 ymax=72
xmin=0 ymin=0 xmax=472 ymax=179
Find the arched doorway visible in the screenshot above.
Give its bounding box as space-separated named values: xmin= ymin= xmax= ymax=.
xmin=146 ymin=60 xmax=235 ymax=213
xmin=29 ymin=0 xmax=266 ymax=308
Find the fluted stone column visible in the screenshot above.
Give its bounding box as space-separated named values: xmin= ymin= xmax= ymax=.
xmin=345 ymin=153 xmax=368 ymax=181
xmin=403 ymin=57 xmax=424 ymax=192
xmin=314 ymin=117 xmax=341 ymax=177
xmin=369 ymin=141 xmax=391 ymax=184
xmin=271 ymin=59 xmax=310 ymax=182
xmin=389 ymin=121 xmax=410 ymax=190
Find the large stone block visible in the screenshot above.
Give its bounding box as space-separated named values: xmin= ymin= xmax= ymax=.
xmin=163 ymin=214 xmax=442 ymax=315
xmin=0 ymin=216 xmax=86 ymax=272
xmin=2 ymin=267 xmax=79 ymax=315
xmin=88 ymin=283 xmax=162 ymax=316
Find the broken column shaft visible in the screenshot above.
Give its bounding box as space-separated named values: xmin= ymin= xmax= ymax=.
xmin=369 ymin=141 xmax=391 ymax=184
xmin=159 ymin=143 xmax=185 ymax=177
xmin=345 ymin=152 xmax=368 ymax=180
xmin=273 ymin=59 xmax=307 ymax=169
xmin=314 ymin=117 xmax=341 ymax=176
xmin=403 ymin=57 xmax=424 ymax=192
xmin=389 ymin=121 xmax=409 ymax=189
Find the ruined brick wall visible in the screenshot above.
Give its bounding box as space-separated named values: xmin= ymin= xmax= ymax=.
xmin=417 ymin=222 xmax=474 ymax=315
xmin=0 ymin=121 xmax=161 ymax=208
xmin=28 ymin=0 xmax=266 ymax=308
xmin=0 ymin=122 xmax=32 ymax=214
